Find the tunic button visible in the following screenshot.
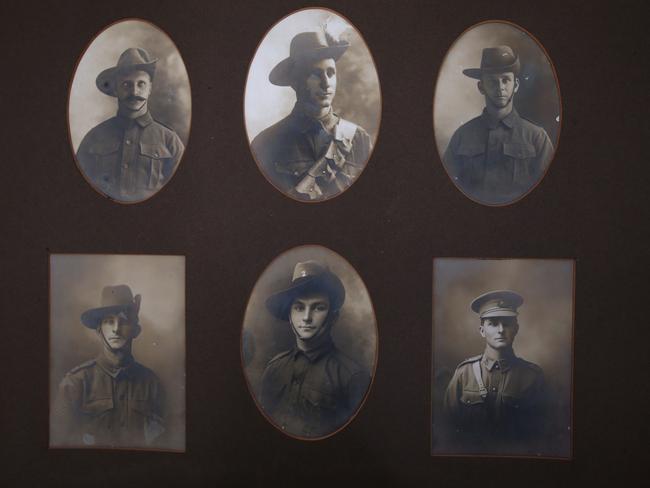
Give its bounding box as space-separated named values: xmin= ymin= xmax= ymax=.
xmin=466 ymin=399 xmax=471 ymax=404
xmin=125 ymin=140 xmax=132 ymax=145
xmin=491 ymin=387 xmax=497 ymax=392
xmin=154 ymin=152 xmax=159 ymax=157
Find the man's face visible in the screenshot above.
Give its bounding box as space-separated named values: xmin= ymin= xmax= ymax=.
xmin=297 ymin=58 xmax=337 ymax=109
xmin=98 ymin=313 xmax=138 ymax=350
xmin=289 ymin=292 xmax=331 ymax=341
xmin=115 ymin=70 xmax=152 ymax=112
xmin=480 ymin=316 xmax=519 ymax=350
xmin=478 ymin=72 xmax=519 ymax=109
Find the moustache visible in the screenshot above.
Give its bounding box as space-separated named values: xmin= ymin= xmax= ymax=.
xmin=126 ymin=96 xmax=146 ymax=102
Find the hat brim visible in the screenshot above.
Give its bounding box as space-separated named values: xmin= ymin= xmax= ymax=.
xmin=269 ymin=43 xmax=349 ymax=87
xmin=81 ymin=305 xmax=134 ymax=329
xmin=480 ymin=309 xmax=519 ymax=319
xmin=95 ymin=61 xmax=157 ymax=97
xmin=265 ymin=273 xmax=345 ymax=321
xmin=462 ymin=59 xmax=521 ymax=80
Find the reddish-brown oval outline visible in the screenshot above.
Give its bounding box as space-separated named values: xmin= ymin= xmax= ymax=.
xmin=432 ymin=19 xmax=562 ymax=207
xmin=240 ymin=244 xmax=379 ymax=441
xmin=67 ymin=18 xmax=192 ymax=205
xmin=243 ymin=7 xmax=382 ymax=204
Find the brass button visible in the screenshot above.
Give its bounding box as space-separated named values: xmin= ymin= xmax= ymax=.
xmin=125 ymin=139 xmax=132 ymax=145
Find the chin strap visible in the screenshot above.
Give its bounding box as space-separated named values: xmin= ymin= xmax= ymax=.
xmin=472 ymin=359 xmax=488 ymax=399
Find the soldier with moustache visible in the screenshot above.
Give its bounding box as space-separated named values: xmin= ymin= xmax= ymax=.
xmin=76 ymin=48 xmax=184 ymax=202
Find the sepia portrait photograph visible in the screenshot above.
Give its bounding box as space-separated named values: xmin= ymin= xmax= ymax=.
xmin=431 ymin=258 xmax=573 ymax=458
xmin=49 ymin=254 xmax=185 ymax=451
xmin=245 ymin=8 xmax=381 ymax=202
xmin=241 ymin=245 xmax=377 ymax=439
xmin=434 ymin=21 xmax=561 ymax=206
xmin=68 ymin=19 xmax=191 ymax=204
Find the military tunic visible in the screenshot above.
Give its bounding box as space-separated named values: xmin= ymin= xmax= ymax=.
xmin=251 ymin=104 xmax=372 ymax=200
xmin=52 ymin=354 xmax=165 ymax=448
xmin=443 ymin=108 xmax=554 ymax=204
xmin=259 ymin=339 xmax=370 ymax=438
xmin=442 ymin=352 xmax=547 ymax=454
xmin=76 ymin=112 xmax=184 ymax=202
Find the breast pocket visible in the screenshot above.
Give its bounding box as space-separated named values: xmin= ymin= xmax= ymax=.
xmin=455 ymin=143 xmax=486 ymax=184
xmin=131 ymin=398 xmax=164 ymax=444
xmin=139 ymin=143 xmax=173 ymax=189
xmin=302 ymin=386 xmax=338 ymax=412
xmin=87 ymin=142 xmax=120 ymax=186
xmin=80 ymin=397 xmax=114 ymax=416
xmin=460 ymin=389 xmax=486 ymax=408
xmin=274 ymin=159 xmax=314 ymax=179
xmin=503 ymin=142 xmax=538 ymax=182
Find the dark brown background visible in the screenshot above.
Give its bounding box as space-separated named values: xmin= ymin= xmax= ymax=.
xmin=1 ymin=0 xmax=647 ymax=486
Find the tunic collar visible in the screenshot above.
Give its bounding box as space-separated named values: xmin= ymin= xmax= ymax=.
xmin=481 ymin=107 xmax=520 ymax=130
xmin=291 ymin=337 xmax=334 ymax=363
xmin=290 ymin=103 xmax=340 ymax=135
xmin=482 ymin=348 xmax=516 ymax=372
xmin=116 ymin=110 xmax=154 ymax=129
xmin=96 ymin=353 xmax=135 ymax=378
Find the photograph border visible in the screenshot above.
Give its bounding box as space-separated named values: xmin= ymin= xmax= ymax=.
xmin=47 ymin=251 xmax=188 ymax=453
xmin=239 ymin=243 xmax=379 ymax=441
xmin=431 ymin=19 xmax=563 ymax=208
xmin=429 ymin=256 xmax=575 ymax=460
xmin=66 ymin=17 xmax=193 ymax=206
xmin=242 ymin=5 xmax=383 ymax=205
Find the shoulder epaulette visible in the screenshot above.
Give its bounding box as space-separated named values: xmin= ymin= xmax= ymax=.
xmin=456 ymin=355 xmax=482 ymax=369
xmin=153 ymin=118 xmax=177 ymax=132
xmin=520 ymin=114 xmax=544 ymax=128
xmin=67 ymin=359 xmax=96 ymax=375
xmin=518 ymin=358 xmax=543 ymax=373
xmin=267 ymin=350 xmax=292 ymax=365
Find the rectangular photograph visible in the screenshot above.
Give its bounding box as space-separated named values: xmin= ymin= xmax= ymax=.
xmin=431 ymin=258 xmax=573 ymax=458
xmin=49 ymin=254 xmax=185 ymax=451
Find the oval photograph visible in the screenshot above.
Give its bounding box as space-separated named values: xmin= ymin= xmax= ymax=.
xmin=69 ymin=19 xmax=191 ymax=203
xmin=241 ymin=245 xmax=377 ymax=439
xmin=245 ymin=8 xmax=381 ymax=202
xmin=434 ymin=21 xmax=561 ymax=206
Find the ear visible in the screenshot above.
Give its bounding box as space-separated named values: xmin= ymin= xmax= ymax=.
xmin=477 ymin=80 xmax=485 ymax=95
xmin=479 ymin=322 xmax=486 ymax=338
xmin=327 ymin=310 xmax=340 ymax=328
xmin=514 ymin=76 xmax=520 ymax=94
xmin=132 ymin=323 xmax=142 ymax=339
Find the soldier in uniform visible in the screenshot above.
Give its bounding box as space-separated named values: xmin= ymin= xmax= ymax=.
xmin=443 ymin=46 xmax=554 ymax=204
xmin=442 ymin=290 xmax=548 ymax=455
xmin=259 ymin=261 xmax=370 ymax=438
xmin=52 ymin=285 xmax=165 ymax=448
xmin=251 ymin=26 xmax=372 ymax=201
xmin=76 ymin=48 xmax=185 ymax=202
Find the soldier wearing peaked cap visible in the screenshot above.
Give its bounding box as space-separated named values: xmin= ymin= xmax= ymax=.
xmin=52 ymin=285 xmax=165 ymax=448
xmin=442 ymin=290 xmax=548 ymax=454
xmin=251 ymin=23 xmax=372 ymax=201
xmin=443 ymin=46 xmax=554 ymax=205
xmin=259 ymin=261 xmax=370 ymax=438
xmin=76 ymin=47 xmax=185 ymax=202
